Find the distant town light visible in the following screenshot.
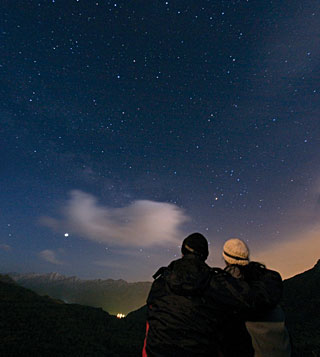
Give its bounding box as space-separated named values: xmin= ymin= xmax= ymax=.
xmin=117 ymin=313 xmax=126 ymax=319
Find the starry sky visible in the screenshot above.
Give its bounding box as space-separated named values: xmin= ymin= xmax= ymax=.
xmin=1 ymin=0 xmax=320 ymax=282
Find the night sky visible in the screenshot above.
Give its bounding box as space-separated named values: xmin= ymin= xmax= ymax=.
xmin=1 ymin=0 xmax=320 ymax=281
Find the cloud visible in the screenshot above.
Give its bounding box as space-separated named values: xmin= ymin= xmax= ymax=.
xmin=253 ymin=227 xmax=320 ymax=279
xmin=0 ymin=244 xmax=11 ymax=251
xmin=41 ymin=190 xmax=188 ymax=247
xmin=39 ymin=249 xmax=63 ymax=265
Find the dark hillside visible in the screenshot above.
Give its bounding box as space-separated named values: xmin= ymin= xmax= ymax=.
xmin=0 ymin=276 xmax=143 ymax=357
xmin=1 ymin=261 xmax=320 ymax=357
xmin=282 ymin=260 xmax=320 ymax=356
xmin=10 ymin=272 xmax=151 ymax=315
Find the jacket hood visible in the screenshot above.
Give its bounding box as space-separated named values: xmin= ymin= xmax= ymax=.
xmin=164 ymin=255 xmax=211 ymax=295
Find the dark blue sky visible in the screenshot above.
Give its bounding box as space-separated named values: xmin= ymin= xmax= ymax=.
xmin=1 ymin=0 xmax=320 ymax=281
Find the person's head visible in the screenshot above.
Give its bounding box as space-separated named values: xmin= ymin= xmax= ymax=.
xmin=181 ymin=232 xmax=209 ymax=261
xmin=222 ymin=238 xmax=249 ymax=266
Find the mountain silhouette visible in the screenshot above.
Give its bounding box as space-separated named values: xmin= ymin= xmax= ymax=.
xmin=0 ymin=275 xmax=143 ymax=356
xmin=282 ymin=259 xmax=320 ymax=356
xmin=10 ymin=272 xmax=151 ymax=315
xmin=2 ymin=260 xmax=319 ymax=356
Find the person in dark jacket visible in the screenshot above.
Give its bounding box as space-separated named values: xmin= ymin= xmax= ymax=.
xmin=222 ymin=238 xmax=291 ymax=357
xmin=143 ymin=233 xmax=282 ymax=357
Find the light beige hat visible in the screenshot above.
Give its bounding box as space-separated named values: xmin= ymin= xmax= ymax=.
xmin=223 ymin=238 xmax=250 ymax=266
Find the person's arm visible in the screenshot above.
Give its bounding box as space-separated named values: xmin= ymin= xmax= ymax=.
xmin=207 ymin=268 xmax=282 ymax=313
xmin=247 ymin=268 xmax=283 ymax=309
xmin=142 ymin=321 xmax=150 ymax=357
xmin=146 ymin=267 xmax=169 ymax=306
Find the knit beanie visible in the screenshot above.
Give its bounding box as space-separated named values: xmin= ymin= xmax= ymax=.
xmin=181 ymin=233 xmax=209 ymax=261
xmin=223 ymin=238 xmax=249 ymax=266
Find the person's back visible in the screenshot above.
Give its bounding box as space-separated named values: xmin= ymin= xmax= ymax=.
xmin=245 ymin=305 xmax=291 ymax=357
xmin=223 ymin=239 xmax=291 ymax=357
xmin=143 ymin=233 xmax=283 ymax=357
xmin=145 ymin=253 xmax=222 ymax=356
xmin=144 ymin=233 xmax=224 ymax=356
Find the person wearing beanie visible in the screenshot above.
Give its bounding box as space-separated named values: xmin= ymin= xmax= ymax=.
xmin=223 ymin=238 xmax=250 ymax=266
xmin=220 ymin=238 xmax=291 ymax=357
xmin=181 ymin=232 xmax=209 ymax=260
xmin=143 ymin=233 xmax=283 ymax=357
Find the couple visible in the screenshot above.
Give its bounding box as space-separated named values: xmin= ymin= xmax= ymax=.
xmin=142 ymin=233 xmax=291 ymax=357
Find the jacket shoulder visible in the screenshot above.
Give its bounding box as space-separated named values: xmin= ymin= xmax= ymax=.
xmin=147 ymin=265 xmax=172 ymax=305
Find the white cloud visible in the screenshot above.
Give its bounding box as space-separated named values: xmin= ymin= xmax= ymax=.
xmin=0 ymin=244 xmax=11 ymax=251
xmin=41 ymin=190 xmax=188 ymax=247
xmin=39 ymin=249 xmax=63 ymax=265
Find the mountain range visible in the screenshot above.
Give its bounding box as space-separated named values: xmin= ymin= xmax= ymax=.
xmin=2 ymin=260 xmax=320 ymax=356
xmin=0 ymin=274 xmax=145 ymax=356
xmin=10 ymin=272 xmax=152 ymax=315
xmin=281 ymin=259 xmax=320 ymax=356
